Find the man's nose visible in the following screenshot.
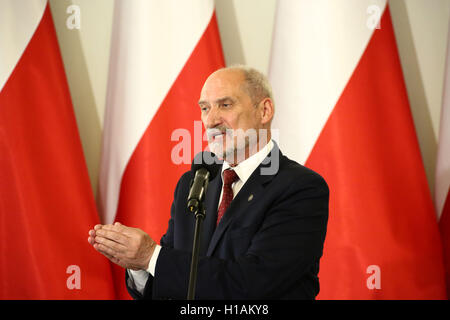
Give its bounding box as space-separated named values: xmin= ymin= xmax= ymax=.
xmin=205 ymin=106 xmax=222 ymax=129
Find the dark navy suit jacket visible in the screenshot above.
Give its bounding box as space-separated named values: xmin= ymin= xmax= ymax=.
xmin=126 ymin=144 xmax=329 ymax=299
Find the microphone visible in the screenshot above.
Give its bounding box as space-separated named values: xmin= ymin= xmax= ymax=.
xmin=187 ymin=151 xmax=220 ymax=213
xmin=186 ymin=151 xmax=220 ymax=300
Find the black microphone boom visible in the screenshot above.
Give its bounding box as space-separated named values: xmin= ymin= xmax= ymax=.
xmin=187 ymin=168 xmax=210 ymax=213
xmin=187 ymin=151 xmax=219 ymax=213
xmin=186 ymin=151 xmax=219 ymax=300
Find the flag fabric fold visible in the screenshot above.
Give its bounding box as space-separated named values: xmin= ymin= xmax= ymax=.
xmin=436 ymin=20 xmax=450 ymax=297
xmin=0 ymin=0 xmax=116 ymax=299
xmin=99 ymin=0 xmax=225 ymax=299
xmin=269 ymin=0 xmax=447 ymax=299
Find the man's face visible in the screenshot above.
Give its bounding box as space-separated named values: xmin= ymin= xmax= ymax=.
xmin=198 ymin=69 xmax=263 ymax=162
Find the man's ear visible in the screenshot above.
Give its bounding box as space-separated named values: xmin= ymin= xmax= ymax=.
xmin=260 ymin=98 xmax=274 ymax=125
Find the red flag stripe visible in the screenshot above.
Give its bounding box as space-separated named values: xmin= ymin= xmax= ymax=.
xmin=306 ymin=7 xmax=446 ymax=299
xmin=0 ymin=4 xmax=116 ymax=299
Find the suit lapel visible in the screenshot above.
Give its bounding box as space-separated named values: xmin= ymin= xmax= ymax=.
xmin=206 ymin=145 xmax=281 ymax=256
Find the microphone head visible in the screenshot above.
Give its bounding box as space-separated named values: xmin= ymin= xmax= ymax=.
xmin=191 ymin=151 xmax=221 ymax=180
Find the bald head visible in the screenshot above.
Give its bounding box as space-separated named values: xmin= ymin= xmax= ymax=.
xmin=208 ymin=65 xmax=274 ymax=107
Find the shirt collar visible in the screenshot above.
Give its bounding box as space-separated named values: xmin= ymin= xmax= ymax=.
xmin=221 ymin=140 xmax=274 ymax=184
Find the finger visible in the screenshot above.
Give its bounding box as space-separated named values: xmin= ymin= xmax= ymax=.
xmin=100 ymin=250 xmax=119 ymax=263
xmin=98 ymin=249 xmax=126 ymax=267
xmin=94 ymin=224 xmax=103 ymax=231
xmin=101 ymin=223 xmax=126 ymax=234
xmin=100 ymin=224 xmax=145 ymax=243
xmin=121 ymin=226 xmax=140 ymax=237
xmin=88 ymin=236 xmax=96 ymax=245
xmin=94 ymin=242 xmax=118 ymax=258
xmin=95 ymin=244 xmax=130 ymax=269
xmin=106 ymin=223 xmax=138 ymax=239
xmin=95 ymin=228 xmax=128 ymax=245
xmin=95 ymin=235 xmax=127 ymax=253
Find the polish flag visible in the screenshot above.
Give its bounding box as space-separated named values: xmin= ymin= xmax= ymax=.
xmin=0 ymin=1 xmax=116 ymax=299
xmin=269 ymin=0 xmax=447 ymax=299
xmin=436 ymin=22 xmax=450 ymax=297
xmin=99 ymin=0 xmax=225 ymax=299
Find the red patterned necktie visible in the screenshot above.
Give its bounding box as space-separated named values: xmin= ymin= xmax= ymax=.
xmin=216 ymin=169 xmax=239 ymax=226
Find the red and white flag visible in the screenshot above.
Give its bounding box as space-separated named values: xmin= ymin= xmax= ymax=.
xmin=269 ymin=0 xmax=447 ymax=299
xmin=0 ymin=0 xmax=116 ymax=299
xmin=99 ymin=0 xmax=225 ymax=299
xmin=436 ymin=22 xmax=450 ymax=297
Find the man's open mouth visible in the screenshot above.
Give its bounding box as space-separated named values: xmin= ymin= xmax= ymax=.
xmin=211 ymin=132 xmax=225 ymax=140
xmin=207 ymin=128 xmax=228 ymax=141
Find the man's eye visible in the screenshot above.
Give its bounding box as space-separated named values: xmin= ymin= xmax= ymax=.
xmin=200 ymin=107 xmax=209 ymax=112
xmin=221 ymin=103 xmax=231 ymax=108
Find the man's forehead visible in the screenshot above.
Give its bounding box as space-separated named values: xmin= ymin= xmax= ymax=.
xmin=209 ymin=68 xmax=244 ymax=80
xmin=200 ymin=69 xmax=245 ymax=99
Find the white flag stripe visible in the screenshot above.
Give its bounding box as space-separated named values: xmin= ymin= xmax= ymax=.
xmin=435 ymin=22 xmax=450 ymax=219
xmin=269 ymin=0 xmax=386 ymax=164
xmin=100 ymin=0 xmax=214 ymax=224
xmin=0 ymin=0 xmax=47 ymax=93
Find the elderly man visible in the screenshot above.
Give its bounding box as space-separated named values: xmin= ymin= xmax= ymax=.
xmin=88 ymin=66 xmax=329 ymax=299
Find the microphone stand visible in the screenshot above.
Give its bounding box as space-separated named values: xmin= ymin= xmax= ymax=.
xmin=187 ymin=202 xmax=205 ymax=300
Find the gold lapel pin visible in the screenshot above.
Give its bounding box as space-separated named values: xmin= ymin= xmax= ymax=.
xmin=248 ymin=194 xmax=254 ymax=202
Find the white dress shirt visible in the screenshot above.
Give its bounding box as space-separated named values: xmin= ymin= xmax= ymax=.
xmin=127 ymin=140 xmax=274 ymax=294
